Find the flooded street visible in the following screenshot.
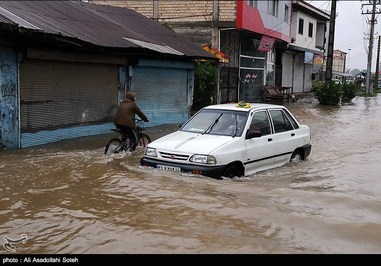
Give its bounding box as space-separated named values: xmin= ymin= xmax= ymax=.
xmin=1 ymin=94 xmax=381 ymax=254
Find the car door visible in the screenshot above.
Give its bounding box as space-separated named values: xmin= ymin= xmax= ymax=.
xmin=244 ymin=110 xmax=277 ymax=175
xmin=268 ymin=109 xmax=298 ymax=165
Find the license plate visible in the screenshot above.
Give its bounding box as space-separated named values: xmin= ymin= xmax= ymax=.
xmin=157 ymin=164 xmax=181 ymax=172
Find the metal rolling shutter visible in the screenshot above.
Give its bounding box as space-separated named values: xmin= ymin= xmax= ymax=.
xmin=19 ymin=59 xmax=118 ymax=133
xmin=132 ymin=66 xmax=189 ymax=124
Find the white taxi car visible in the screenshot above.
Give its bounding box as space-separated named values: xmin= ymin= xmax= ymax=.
xmin=140 ymin=102 xmax=311 ymax=179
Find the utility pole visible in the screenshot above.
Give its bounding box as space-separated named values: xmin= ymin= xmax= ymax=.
xmin=361 ymin=0 xmax=381 ymax=95
xmin=324 ymin=0 xmax=337 ymax=90
xmin=375 ymin=35 xmax=381 ymax=90
xmin=347 ymin=48 xmax=351 ymax=73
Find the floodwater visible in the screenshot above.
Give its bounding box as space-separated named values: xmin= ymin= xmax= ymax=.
xmin=1 ymin=94 xmax=381 ymax=254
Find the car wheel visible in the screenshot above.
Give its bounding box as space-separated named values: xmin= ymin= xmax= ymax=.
xmin=223 ymin=165 xmax=241 ymax=179
xmin=290 ymin=150 xmax=303 ymax=163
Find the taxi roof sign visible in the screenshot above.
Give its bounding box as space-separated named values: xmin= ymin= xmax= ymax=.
xmin=236 ymin=101 xmax=251 ymax=108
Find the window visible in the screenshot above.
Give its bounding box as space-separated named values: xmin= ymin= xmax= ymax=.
xmin=239 ymin=38 xmax=266 ymax=101
xmin=268 ymin=0 xmax=278 ymax=17
xmin=269 ymin=109 xmax=297 ymax=133
xmin=250 ymin=111 xmax=271 ymax=136
xmin=284 ymin=5 xmax=289 ymax=22
xmin=248 ymin=0 xmax=257 ymax=8
xmin=266 ymin=51 xmax=275 ymax=85
xmin=308 ymin=22 xmax=313 ymax=38
xmin=283 ymin=110 xmax=299 ymax=129
xmin=298 ymin=18 xmax=304 ymax=35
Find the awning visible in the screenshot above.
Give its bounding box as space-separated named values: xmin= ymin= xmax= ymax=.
xmin=202 ymin=45 xmax=229 ymax=63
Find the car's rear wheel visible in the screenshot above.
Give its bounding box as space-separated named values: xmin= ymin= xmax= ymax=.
xmin=290 ymin=150 xmax=303 ymax=163
xmin=222 ymin=165 xmax=242 ymax=179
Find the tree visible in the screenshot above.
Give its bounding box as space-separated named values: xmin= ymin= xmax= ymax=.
xmin=192 ymin=60 xmax=218 ymax=112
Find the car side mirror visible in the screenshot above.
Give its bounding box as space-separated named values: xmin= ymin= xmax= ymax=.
xmin=246 ymin=130 xmax=261 ymax=139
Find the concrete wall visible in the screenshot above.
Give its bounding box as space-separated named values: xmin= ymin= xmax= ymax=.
xmin=0 ymin=47 xmax=19 ymax=149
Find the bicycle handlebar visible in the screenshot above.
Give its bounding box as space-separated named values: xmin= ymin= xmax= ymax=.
xmin=135 ymin=118 xmax=147 ymax=130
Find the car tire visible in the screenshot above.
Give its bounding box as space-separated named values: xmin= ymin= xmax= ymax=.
xmin=223 ymin=165 xmax=241 ymax=179
xmin=290 ymin=150 xmax=303 ymax=163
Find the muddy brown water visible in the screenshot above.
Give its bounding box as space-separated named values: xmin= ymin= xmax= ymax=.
xmin=1 ymin=94 xmax=381 ymax=254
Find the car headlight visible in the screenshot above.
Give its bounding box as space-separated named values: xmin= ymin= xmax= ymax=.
xmin=190 ymin=154 xmax=216 ymax=165
xmin=145 ymin=147 xmax=157 ymax=157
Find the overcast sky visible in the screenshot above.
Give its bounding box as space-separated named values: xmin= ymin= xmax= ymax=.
xmin=306 ymin=0 xmax=380 ymax=71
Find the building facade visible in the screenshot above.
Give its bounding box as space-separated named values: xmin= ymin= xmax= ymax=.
xmin=0 ymin=1 xmax=213 ymax=149
xmin=285 ymin=0 xmax=330 ymax=92
xmin=333 ymin=49 xmax=347 ymax=73
xmin=90 ymin=0 xmax=293 ymax=102
xmin=91 ymin=0 xmax=331 ymax=99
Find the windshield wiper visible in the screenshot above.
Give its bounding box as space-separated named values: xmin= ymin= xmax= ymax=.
xmin=203 ymin=113 xmax=223 ymax=134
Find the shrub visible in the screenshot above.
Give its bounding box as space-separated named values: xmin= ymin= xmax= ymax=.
xmin=341 ymin=81 xmax=358 ymax=103
xmin=312 ymin=80 xmax=359 ymax=105
xmin=192 ymin=60 xmax=217 ymax=112
xmin=312 ymin=80 xmax=342 ymax=105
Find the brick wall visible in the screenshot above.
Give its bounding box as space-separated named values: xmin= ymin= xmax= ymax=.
xmin=89 ymin=0 xmax=236 ymax=49
xmin=218 ymin=1 xmax=236 ymax=22
xmin=90 ymin=0 xmax=236 ymax=22
xmin=90 ymin=0 xmax=154 ymax=18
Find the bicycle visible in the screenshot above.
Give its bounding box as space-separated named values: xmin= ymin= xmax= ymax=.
xmin=104 ymin=118 xmax=151 ymax=155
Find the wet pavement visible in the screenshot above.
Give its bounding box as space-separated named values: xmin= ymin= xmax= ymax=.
xmin=1 ymin=92 xmax=381 ymax=254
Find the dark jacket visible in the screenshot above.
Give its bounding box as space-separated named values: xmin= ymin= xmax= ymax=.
xmin=114 ymin=91 xmax=149 ymax=130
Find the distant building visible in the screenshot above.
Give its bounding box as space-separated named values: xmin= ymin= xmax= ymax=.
xmin=321 ymin=49 xmax=351 ymax=82
xmin=332 ymin=49 xmax=348 ymax=73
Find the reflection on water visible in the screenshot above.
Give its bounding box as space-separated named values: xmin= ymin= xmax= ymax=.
xmin=1 ymin=95 xmax=381 ymax=254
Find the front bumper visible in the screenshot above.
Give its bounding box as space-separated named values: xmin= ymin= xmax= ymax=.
xmin=140 ymin=157 xmax=226 ymax=179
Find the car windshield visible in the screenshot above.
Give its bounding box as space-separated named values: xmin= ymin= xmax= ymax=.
xmin=181 ymin=109 xmax=249 ymax=136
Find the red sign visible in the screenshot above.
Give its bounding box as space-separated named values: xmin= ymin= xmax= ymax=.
xmin=258 ymin=36 xmax=275 ymax=52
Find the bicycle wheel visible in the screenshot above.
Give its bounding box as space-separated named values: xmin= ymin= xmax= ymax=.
xmin=137 ymin=134 xmax=151 ymax=148
xmin=104 ymin=138 xmax=123 ymax=155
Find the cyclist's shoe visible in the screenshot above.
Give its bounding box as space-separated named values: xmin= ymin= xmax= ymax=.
xmin=129 ymin=141 xmax=137 ymax=152
xmin=122 ymin=142 xmax=130 ymax=151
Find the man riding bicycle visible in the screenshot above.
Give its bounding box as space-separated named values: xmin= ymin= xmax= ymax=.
xmin=114 ymin=91 xmax=149 ymax=151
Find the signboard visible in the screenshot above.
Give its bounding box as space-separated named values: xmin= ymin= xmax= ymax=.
xmin=304 ymin=52 xmax=314 ymax=64
xmin=313 ymin=54 xmax=324 ymax=65
xmin=258 ymin=36 xmax=275 ymax=52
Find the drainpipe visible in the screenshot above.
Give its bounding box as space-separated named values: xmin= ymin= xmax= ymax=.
xmin=303 ymin=57 xmax=305 ymax=92
xmin=292 ymin=54 xmax=295 ymax=91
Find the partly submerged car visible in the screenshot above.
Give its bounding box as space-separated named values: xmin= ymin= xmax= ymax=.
xmin=140 ymin=102 xmax=311 ymax=179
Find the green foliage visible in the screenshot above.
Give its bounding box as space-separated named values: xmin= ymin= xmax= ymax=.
xmin=192 ymin=60 xmax=218 ymax=111
xmin=357 ymin=91 xmax=378 ymax=97
xmin=312 ymin=80 xmax=359 ymax=105
xmin=341 ymin=81 xmax=358 ymax=103
xmin=312 ymin=80 xmax=341 ymax=105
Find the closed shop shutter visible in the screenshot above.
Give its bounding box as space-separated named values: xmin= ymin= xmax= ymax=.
xmin=132 ymin=66 xmax=190 ymax=124
xmin=19 ymin=59 xmax=118 ymax=133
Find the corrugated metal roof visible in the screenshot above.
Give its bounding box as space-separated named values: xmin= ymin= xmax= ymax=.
xmin=0 ymin=0 xmax=215 ymax=59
